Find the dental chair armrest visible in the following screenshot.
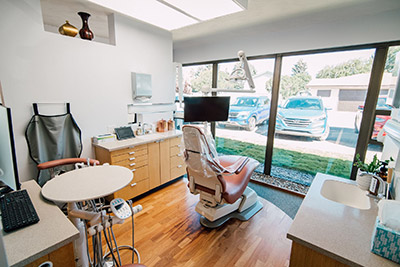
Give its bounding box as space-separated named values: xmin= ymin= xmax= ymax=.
xmin=210 ymin=156 xmax=250 ymax=174
xmin=37 ymin=158 xmax=100 ymax=170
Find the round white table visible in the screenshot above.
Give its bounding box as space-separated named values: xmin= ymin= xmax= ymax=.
xmin=42 ymin=165 xmax=133 ymax=202
xmin=41 ymin=165 xmax=133 ymax=267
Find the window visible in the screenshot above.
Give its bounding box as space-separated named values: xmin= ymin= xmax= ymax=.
xmin=272 ymin=49 xmax=375 ymax=185
xmin=317 ymin=90 xmax=331 ymax=97
xmin=215 ymin=58 xmax=274 ymax=172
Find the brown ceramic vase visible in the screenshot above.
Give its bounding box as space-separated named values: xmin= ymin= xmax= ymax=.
xmin=78 ymin=12 xmax=94 ymax=40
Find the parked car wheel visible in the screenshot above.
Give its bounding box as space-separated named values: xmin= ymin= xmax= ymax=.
xmin=246 ymin=116 xmax=257 ymax=131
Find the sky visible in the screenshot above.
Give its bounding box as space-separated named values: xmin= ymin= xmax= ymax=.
xmin=182 ymin=48 xmax=378 ymax=92
xmin=203 ymin=48 xmax=376 ymax=77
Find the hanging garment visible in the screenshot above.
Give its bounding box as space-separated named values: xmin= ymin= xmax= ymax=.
xmin=25 ymin=103 xmax=82 ymax=186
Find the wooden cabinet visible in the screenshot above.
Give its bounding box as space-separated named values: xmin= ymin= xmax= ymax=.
xmin=24 ymin=243 xmax=75 ymax=267
xmin=95 ymin=143 xmax=150 ymax=200
xmin=148 ymin=138 xmax=171 ymax=188
xmin=169 ymin=137 xmax=186 ymax=179
xmin=94 ymin=134 xmax=186 ymax=200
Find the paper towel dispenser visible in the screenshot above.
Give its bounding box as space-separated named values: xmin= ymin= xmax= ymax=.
xmin=132 ymin=72 xmax=152 ymax=100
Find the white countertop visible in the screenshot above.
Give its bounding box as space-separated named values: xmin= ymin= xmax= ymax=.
xmin=287 ymin=173 xmax=398 ymax=267
xmin=2 ymin=180 xmax=79 ymax=267
xmin=93 ymin=130 xmax=182 ymax=152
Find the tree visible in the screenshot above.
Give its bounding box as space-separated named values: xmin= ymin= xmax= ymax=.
xmin=316 ymin=58 xmax=373 ymax=79
xmin=385 ymin=46 xmax=400 ymax=74
xmin=265 ymin=59 xmax=311 ymax=100
xmin=184 ymin=63 xmax=257 ymax=93
xmin=315 ymin=47 xmax=400 ymax=79
xmin=189 ymin=65 xmax=213 ymax=92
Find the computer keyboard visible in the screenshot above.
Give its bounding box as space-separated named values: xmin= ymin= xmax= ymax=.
xmin=0 ymin=189 xmax=39 ymax=232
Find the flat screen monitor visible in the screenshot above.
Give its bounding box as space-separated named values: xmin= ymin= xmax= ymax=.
xmin=184 ymin=96 xmax=230 ymax=122
xmin=0 ymin=104 xmax=20 ymax=191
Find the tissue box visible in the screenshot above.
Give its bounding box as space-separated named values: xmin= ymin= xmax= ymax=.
xmin=92 ymin=134 xmax=116 ymax=144
xmin=371 ymin=218 xmax=400 ymax=263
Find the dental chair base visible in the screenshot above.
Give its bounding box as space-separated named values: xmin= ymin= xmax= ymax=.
xmin=196 ymin=187 xmax=263 ymax=228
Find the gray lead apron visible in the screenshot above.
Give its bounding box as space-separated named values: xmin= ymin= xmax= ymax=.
xmin=25 ymin=103 xmax=82 ymax=186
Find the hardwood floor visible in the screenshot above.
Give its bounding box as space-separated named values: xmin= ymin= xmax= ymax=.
xmin=109 ymin=178 xmax=293 ymax=267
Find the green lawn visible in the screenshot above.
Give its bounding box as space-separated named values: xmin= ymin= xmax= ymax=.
xmin=215 ymin=137 xmax=352 ymax=179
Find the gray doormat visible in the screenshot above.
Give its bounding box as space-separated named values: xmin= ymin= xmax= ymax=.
xmin=248 ymin=181 xmax=304 ymax=219
xmin=252 ymin=171 xmax=309 ymax=195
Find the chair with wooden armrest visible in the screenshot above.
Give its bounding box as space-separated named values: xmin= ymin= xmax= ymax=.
xmin=182 ymin=125 xmax=263 ymax=228
xmin=37 ymin=158 xmax=100 ymax=179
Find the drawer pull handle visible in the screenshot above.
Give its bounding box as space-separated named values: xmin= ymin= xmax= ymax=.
xmin=130 ymin=163 xmax=136 ymax=166
xmin=177 ymin=144 xmax=181 ymax=148
xmin=129 ymin=152 xmax=135 ymax=155
xmin=129 ymin=157 xmax=135 ymax=161
xmin=178 ymin=165 xmax=183 ymax=168
xmin=131 ymin=168 xmax=136 ymax=172
xmin=131 ymin=183 xmax=137 ymax=187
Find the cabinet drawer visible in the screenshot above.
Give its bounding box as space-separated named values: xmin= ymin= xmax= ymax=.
xmin=170 ymin=155 xmax=185 ymax=169
xmin=169 ymin=137 xmax=182 ymax=147
xmin=115 ymin=178 xmax=150 ymax=200
xmin=170 ymin=146 xmax=183 ymax=157
xmin=123 ymin=160 xmax=147 ymax=169
xmin=171 ymin=164 xmax=186 ymax=179
xmin=114 ymin=154 xmax=148 ymax=167
xmin=132 ymin=165 xmax=149 ymax=182
xmin=111 ymin=148 xmax=136 ymax=162
xmin=111 ymin=145 xmax=148 ymax=163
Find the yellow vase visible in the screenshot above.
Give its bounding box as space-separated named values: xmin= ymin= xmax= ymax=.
xmin=58 ymin=20 xmax=78 ymax=37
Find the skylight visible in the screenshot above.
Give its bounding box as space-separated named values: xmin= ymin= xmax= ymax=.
xmin=163 ymin=0 xmax=243 ymax=21
xmin=88 ymin=0 xmax=246 ymax=31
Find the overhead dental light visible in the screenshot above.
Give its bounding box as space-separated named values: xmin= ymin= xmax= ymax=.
xmin=199 ymin=50 xmax=255 ymax=94
xmin=88 ymin=0 xmax=247 ymax=30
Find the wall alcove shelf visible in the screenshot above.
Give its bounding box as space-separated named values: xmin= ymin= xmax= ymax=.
xmin=40 ymin=0 xmax=116 ymax=46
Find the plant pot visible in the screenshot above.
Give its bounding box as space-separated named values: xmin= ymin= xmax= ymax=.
xmin=356 ymin=170 xmax=373 ymax=191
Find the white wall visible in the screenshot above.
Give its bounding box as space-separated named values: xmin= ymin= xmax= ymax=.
xmin=173 ymin=4 xmax=400 ymax=63
xmin=0 ymin=0 xmax=174 ymax=182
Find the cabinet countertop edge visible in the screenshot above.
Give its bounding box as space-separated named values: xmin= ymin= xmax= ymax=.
xmin=93 ymin=130 xmax=183 ymax=152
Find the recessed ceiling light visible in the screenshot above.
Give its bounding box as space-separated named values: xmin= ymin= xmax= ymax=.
xmin=162 ymin=0 xmax=244 ymax=21
xmin=88 ymin=0 xmax=198 ymax=30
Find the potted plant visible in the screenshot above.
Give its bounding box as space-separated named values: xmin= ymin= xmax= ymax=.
xmin=353 ymin=154 xmax=393 ymax=190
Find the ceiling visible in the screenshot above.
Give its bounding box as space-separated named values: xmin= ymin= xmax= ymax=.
xmin=41 ymin=0 xmax=396 ymax=42
xmin=172 ymin=0 xmax=369 ymax=42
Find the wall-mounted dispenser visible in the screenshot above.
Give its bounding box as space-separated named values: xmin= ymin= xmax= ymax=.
xmin=132 ymin=72 xmax=152 ymax=101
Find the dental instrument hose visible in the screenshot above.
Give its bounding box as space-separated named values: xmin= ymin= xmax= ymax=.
xmin=128 ymin=200 xmax=142 ymax=264
xmin=103 ymin=217 xmax=120 ymax=267
xmin=111 ymin=223 xmax=122 ymax=265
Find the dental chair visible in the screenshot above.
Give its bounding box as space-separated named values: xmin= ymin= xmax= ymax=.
xmin=182 ymin=125 xmax=263 ymax=228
